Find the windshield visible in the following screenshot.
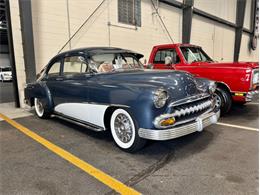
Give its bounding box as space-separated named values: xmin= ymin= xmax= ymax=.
xmin=1 ymin=67 xmax=11 ymax=71
xmin=180 ymin=47 xmax=213 ymax=63
xmin=88 ymin=53 xmax=143 ymax=73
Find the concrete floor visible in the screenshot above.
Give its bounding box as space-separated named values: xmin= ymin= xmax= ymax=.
xmin=0 ymin=102 xmax=258 ymax=194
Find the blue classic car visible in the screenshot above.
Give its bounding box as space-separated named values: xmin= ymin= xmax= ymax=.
xmin=24 ymin=47 xmax=220 ymax=152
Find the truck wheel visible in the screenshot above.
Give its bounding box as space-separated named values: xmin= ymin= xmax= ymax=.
xmin=110 ymin=108 xmax=146 ymax=152
xmin=34 ymin=98 xmax=51 ymax=119
xmin=215 ymin=88 xmax=232 ymax=115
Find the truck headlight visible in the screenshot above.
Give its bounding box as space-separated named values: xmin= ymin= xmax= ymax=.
xmin=153 ymin=89 xmax=168 ymax=108
xmin=208 ymin=81 xmax=217 ymax=94
xmin=252 ymin=69 xmax=259 ymax=85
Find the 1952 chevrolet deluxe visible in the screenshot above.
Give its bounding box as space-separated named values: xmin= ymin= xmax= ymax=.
xmin=24 ymin=47 xmax=220 ymax=152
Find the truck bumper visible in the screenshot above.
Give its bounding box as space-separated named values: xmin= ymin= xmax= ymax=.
xmin=245 ymin=90 xmax=259 ymax=102
xmin=232 ymin=90 xmax=259 ymax=103
xmin=138 ymin=110 xmax=220 ymax=141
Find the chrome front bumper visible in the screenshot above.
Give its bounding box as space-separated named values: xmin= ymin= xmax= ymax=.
xmin=138 ymin=110 xmax=220 ymax=141
xmin=246 ymin=90 xmax=259 ymax=102
xmin=3 ymin=76 xmax=12 ymax=81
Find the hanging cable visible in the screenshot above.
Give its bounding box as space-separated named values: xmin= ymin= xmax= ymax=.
xmin=150 ymin=0 xmax=174 ymax=43
xmin=58 ymin=0 xmax=107 ymax=54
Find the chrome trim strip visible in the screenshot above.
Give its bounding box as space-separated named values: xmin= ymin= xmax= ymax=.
xmin=139 ymin=111 xmax=220 ymax=141
xmin=54 ymin=112 xmax=105 ymax=131
xmin=169 ymin=93 xmax=210 ymax=107
xmin=84 ymin=102 xmax=130 ymax=108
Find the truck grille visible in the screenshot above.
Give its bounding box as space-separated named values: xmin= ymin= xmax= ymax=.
xmin=171 ymin=97 xmax=213 ymax=126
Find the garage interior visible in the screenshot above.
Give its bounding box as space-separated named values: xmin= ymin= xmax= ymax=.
xmin=0 ymin=0 xmax=259 ymax=194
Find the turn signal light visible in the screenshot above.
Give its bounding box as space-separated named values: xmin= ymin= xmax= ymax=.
xmin=160 ymin=117 xmax=176 ymax=126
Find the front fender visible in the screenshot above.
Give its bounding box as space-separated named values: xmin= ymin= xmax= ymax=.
xmin=110 ymin=89 xmax=166 ymax=129
xmin=195 ymin=77 xmax=215 ymax=93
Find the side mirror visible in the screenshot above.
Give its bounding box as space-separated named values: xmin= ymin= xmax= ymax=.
xmin=165 ymin=56 xmax=172 ymax=65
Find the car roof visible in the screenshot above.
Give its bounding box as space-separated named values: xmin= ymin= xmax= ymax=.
xmin=55 ymin=47 xmax=144 ymax=59
xmin=153 ymin=43 xmax=201 ymax=48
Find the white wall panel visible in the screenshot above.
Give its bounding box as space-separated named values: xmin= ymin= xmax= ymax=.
xmin=240 ymin=33 xmax=259 ymax=61
xmin=244 ymin=0 xmax=252 ymax=30
xmin=31 ymin=0 xmax=182 ymax=66
xmin=194 ymin=0 xmax=236 ymax=23
xmin=191 ymin=15 xmax=235 ymax=62
xmin=191 ymin=15 xmax=215 ymax=58
xmin=31 ymin=0 xmax=70 ymax=72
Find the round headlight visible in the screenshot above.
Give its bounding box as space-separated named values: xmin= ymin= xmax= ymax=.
xmin=153 ymin=89 xmax=168 ymax=108
xmin=208 ymin=81 xmax=217 ymax=94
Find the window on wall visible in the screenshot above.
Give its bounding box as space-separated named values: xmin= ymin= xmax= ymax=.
xmin=118 ymin=0 xmax=141 ymax=27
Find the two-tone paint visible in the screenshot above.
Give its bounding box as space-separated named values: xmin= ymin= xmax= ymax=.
xmin=24 ymin=47 xmax=220 ymax=151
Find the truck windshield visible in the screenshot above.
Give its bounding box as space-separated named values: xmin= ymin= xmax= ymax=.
xmin=180 ymin=47 xmax=213 ymax=63
xmin=88 ymin=53 xmax=143 ymax=73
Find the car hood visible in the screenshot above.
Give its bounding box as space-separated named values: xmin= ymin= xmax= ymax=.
xmin=198 ymin=61 xmax=259 ymax=69
xmin=92 ymin=69 xmax=204 ymax=100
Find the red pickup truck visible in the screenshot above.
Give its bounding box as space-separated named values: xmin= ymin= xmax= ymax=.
xmin=148 ymin=43 xmax=259 ymax=114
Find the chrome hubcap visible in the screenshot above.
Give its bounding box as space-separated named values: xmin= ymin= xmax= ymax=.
xmin=114 ymin=113 xmax=133 ymax=143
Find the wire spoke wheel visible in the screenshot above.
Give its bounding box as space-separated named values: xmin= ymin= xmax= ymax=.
xmin=114 ymin=113 xmax=133 ymax=143
xmin=110 ymin=108 xmax=146 ymax=152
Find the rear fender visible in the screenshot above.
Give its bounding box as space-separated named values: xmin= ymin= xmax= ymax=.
xmin=25 ymin=82 xmax=53 ymax=112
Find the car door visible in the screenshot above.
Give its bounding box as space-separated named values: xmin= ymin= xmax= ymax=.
xmin=153 ymin=48 xmax=181 ymax=70
xmin=58 ymin=54 xmax=89 ymax=104
xmin=44 ymin=57 xmax=63 ymax=106
xmin=52 ymin=54 xmax=94 ymax=122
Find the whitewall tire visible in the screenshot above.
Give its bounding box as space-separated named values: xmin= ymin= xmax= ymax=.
xmin=110 ymin=108 xmax=146 ymax=152
xmin=34 ymin=98 xmax=51 ymax=119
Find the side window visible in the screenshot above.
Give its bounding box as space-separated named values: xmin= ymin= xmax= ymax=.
xmin=47 ymin=60 xmax=61 ymax=76
xmin=124 ymin=56 xmax=140 ymax=68
xmin=154 ymin=49 xmax=180 ymax=64
xmin=63 ymin=56 xmax=88 ymax=75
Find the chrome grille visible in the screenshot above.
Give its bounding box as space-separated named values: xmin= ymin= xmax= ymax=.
xmin=172 ymin=99 xmax=212 ymax=117
xmin=171 ymin=97 xmax=213 ymax=126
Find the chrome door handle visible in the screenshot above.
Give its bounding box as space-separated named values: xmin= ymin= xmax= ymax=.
xmin=55 ymin=77 xmax=63 ymax=81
